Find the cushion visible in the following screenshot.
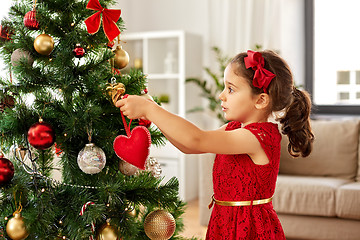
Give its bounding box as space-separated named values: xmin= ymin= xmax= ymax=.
xmin=279 ymin=119 xmax=359 ymax=180
xmin=336 ymin=182 xmax=360 ymax=220
xmin=273 ymin=175 xmax=351 ymax=217
xmin=278 ymin=213 xmax=360 ymax=240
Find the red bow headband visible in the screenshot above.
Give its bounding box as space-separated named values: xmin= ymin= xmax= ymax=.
xmin=84 ymin=0 xmax=121 ymax=42
xmin=243 ymin=50 xmax=275 ymax=93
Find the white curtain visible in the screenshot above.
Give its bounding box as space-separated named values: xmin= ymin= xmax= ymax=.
xmin=208 ymin=0 xmax=281 ymax=54
xmin=207 ymin=0 xmax=305 ymax=85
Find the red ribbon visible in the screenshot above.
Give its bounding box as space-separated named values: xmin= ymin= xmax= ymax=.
xmin=243 ymin=50 xmax=276 ymax=93
xmin=120 ymin=94 xmax=132 ymax=137
xmin=84 ymin=0 xmax=121 ymax=42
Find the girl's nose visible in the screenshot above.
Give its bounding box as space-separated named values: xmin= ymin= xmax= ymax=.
xmin=219 ymin=90 xmax=225 ymax=101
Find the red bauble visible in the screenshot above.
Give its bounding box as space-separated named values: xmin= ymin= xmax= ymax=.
xmin=24 ymin=10 xmax=39 ymax=30
xmin=27 ymin=120 xmax=55 ymax=150
xmin=0 ymin=156 xmax=14 ymax=185
xmin=73 ymin=44 xmax=85 ymax=58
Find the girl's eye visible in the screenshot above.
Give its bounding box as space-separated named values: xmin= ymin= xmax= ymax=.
xmin=228 ymin=87 xmax=234 ymax=93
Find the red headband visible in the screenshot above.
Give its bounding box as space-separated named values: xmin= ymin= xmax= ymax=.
xmin=243 ymin=50 xmax=276 ymax=93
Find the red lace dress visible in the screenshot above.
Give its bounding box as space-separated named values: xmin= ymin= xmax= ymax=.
xmin=205 ymin=121 xmax=285 ymax=240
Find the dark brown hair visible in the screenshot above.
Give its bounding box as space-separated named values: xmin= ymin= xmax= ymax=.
xmin=231 ymin=50 xmax=314 ymax=157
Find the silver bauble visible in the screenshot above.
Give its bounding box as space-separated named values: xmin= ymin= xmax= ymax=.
xmin=119 ymin=159 xmax=139 ymax=176
xmin=145 ymin=157 xmax=162 ymax=178
xmin=77 ymin=143 xmax=106 ymax=174
xmin=11 ymin=49 xmax=34 ymax=66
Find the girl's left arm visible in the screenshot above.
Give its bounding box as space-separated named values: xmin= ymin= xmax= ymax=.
xmin=116 ymin=95 xmax=260 ymax=155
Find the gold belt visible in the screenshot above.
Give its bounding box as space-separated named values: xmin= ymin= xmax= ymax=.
xmin=208 ymin=195 xmax=273 ymax=209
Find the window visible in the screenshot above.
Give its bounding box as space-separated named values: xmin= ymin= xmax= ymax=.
xmin=305 ymin=0 xmax=360 ymax=114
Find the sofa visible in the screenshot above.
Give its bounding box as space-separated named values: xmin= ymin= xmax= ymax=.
xmin=199 ymin=119 xmax=360 ymax=240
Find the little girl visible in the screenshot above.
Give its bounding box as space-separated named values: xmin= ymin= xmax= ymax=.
xmin=116 ymin=50 xmax=314 ymax=239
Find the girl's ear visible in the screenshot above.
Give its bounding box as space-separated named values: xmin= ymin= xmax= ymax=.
xmin=254 ymin=93 xmax=270 ymax=110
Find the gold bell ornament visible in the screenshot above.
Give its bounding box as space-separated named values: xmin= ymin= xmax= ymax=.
xmin=96 ymin=222 xmax=120 ymax=240
xmin=6 ymin=193 xmax=29 ymax=240
xmin=34 ymin=33 xmax=54 ymax=55
xmin=144 ymin=209 xmax=176 ymax=240
xmin=111 ymin=45 xmax=129 ymax=69
xmin=106 ymin=81 xmax=125 ymax=105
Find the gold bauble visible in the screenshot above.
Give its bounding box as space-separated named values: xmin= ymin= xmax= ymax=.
xmin=144 ymin=210 xmax=176 ymax=240
xmin=96 ymin=223 xmax=119 ymax=240
xmin=6 ymin=213 xmax=29 ymax=240
xmin=112 ymin=46 xmax=129 ymax=69
xmin=119 ymin=160 xmax=138 ymax=176
xmin=34 ymin=33 xmax=54 ymax=55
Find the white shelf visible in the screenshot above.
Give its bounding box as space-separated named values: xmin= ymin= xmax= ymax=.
xmin=122 ymin=31 xmax=202 ymax=201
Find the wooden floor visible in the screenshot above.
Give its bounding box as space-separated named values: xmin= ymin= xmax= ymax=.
xmin=181 ymin=198 xmax=208 ymax=239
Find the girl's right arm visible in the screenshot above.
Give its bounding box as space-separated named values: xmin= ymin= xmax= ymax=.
xmin=162 ymin=123 xmax=228 ymax=154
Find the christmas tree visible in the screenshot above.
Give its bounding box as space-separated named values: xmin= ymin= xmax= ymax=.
xmin=0 ymin=0 xmax=190 ymax=239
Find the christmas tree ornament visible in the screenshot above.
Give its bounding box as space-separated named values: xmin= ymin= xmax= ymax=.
xmin=0 ymin=25 xmax=13 ymax=41
xmin=96 ymin=222 xmax=120 ymax=240
xmin=73 ymin=43 xmax=85 ymax=58
xmin=111 ymin=46 xmax=129 ymax=69
xmin=119 ymin=159 xmax=138 ymax=176
xmin=107 ymin=40 xmax=115 ymax=49
xmin=139 ymin=119 xmax=152 ymax=128
xmin=15 ymin=146 xmax=28 ymax=162
xmin=113 ymin=111 xmax=151 ymax=170
xmin=79 ymin=201 xmax=96 ymax=239
xmin=144 ymin=210 xmax=176 ymax=240
xmin=145 ymin=157 xmax=162 ymax=179
xmin=125 ymin=205 xmax=137 ymax=218
xmin=34 ymin=33 xmax=54 ymax=55
xmin=0 ymin=93 xmax=15 ymax=112
xmin=0 ymin=152 xmax=14 ymax=185
xmin=6 ymin=212 xmax=29 ymax=240
xmin=77 ymin=143 xmax=106 ymax=174
xmin=23 ymin=9 xmax=39 ymax=30
xmin=27 ymin=118 xmax=55 ymax=150
xmin=106 ymin=82 xmax=125 ymax=105
xmin=54 ymin=143 xmax=63 ymax=156
xmin=11 ymin=49 xmax=34 ymax=67
xmin=84 ymin=0 xmax=121 ymax=42
xmin=6 ymin=193 xmax=28 ymax=240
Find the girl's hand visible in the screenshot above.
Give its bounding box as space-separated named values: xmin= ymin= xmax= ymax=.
xmin=115 ymin=95 xmax=153 ymax=119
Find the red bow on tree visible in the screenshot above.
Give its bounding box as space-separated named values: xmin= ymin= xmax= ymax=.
xmin=84 ymin=0 xmax=121 ymax=42
xmin=243 ymin=50 xmax=276 ymax=93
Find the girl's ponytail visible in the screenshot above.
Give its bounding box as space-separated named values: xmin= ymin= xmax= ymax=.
xmin=279 ymin=87 xmax=314 ymax=157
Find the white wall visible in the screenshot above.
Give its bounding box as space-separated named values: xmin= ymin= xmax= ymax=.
xmin=114 ymin=0 xmax=305 ymax=86
xmin=114 ymin=0 xmax=211 ymax=68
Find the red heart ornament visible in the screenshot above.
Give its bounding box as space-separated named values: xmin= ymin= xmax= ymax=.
xmin=113 ymin=126 xmax=151 ymax=170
